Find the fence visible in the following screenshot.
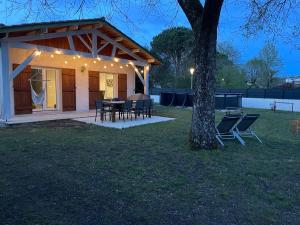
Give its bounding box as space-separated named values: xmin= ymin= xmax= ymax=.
xmin=159 ymin=92 xmax=242 ymax=109
xmin=151 ymin=88 xmax=300 ymax=100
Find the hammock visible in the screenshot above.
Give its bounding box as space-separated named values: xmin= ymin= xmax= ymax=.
xmin=29 ymin=79 xmax=45 ymax=106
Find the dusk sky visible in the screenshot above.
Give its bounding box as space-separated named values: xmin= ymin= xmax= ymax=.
xmin=0 ymin=0 xmax=299 ymax=77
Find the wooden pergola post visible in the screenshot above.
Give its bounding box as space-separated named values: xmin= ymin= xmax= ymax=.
xmin=0 ymin=42 xmax=11 ymax=121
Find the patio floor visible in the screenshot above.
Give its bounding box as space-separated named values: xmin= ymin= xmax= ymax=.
xmin=1 ymin=110 xmax=175 ymax=128
xmin=74 ymin=116 xmax=175 ymax=129
xmin=3 ymin=111 xmax=95 ymax=125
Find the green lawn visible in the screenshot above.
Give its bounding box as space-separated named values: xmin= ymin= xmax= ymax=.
xmin=0 ymin=106 xmax=299 ymax=225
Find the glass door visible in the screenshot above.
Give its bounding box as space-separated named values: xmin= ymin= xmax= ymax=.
xmin=44 ymin=69 xmax=57 ymax=110
xmin=105 ymin=74 xmax=114 ymax=99
xmin=30 ymin=68 xmax=43 ymax=111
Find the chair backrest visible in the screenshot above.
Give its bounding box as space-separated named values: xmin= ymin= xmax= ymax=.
xmin=124 ymin=100 xmax=132 ymax=110
xmin=143 ymin=99 xmax=151 ymax=109
xmin=236 ymin=114 xmax=260 ymax=132
xmin=217 ymin=115 xmax=241 ymax=134
xmin=95 ymin=100 xmax=103 ymax=110
xmin=135 ymin=100 xmax=144 ymax=110
xmin=128 ymin=93 xmax=150 ymax=101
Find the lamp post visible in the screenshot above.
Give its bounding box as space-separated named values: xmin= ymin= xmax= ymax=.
xmin=190 ymin=67 xmax=195 ymax=89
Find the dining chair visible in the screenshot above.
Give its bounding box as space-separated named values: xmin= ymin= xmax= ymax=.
xmin=95 ymin=100 xmax=112 ymax=122
xmin=132 ymin=100 xmax=144 ymax=119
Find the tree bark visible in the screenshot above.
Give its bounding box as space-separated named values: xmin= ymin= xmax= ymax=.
xmin=178 ymin=0 xmax=223 ymax=149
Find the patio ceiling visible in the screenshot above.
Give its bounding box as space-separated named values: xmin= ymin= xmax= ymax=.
xmin=0 ymin=18 xmax=160 ymax=66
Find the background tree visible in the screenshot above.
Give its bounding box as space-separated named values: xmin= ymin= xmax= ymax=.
xmin=216 ymin=53 xmax=246 ymax=88
xmin=217 ymin=42 xmax=241 ymax=63
xmin=4 ymin=0 xmax=298 ymax=149
xmin=244 ymin=58 xmax=266 ymax=88
xmin=150 ymin=27 xmax=193 ymax=88
xmin=258 ymin=42 xmax=282 ymax=88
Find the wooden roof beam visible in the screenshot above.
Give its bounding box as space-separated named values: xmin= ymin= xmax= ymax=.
xmin=69 ymin=25 xmax=78 ymax=31
xmin=118 ymin=50 xmax=127 ymax=55
xmin=55 ymin=27 xmax=68 ymax=32
xmin=80 ymin=25 xmax=93 ymax=30
xmin=26 ymin=27 xmax=48 ymax=36
xmin=93 ymin=23 xmax=103 ymax=29
xmin=115 ymin=37 xmax=123 ymax=42
xmin=148 ymin=59 xmax=155 ymax=63
xmin=132 ymin=48 xmax=140 ymax=53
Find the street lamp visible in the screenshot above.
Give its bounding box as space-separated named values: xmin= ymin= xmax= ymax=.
xmin=190 ymin=67 xmax=195 ymax=89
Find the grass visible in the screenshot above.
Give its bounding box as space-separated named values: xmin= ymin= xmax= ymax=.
xmin=0 ymin=106 xmax=299 ymax=225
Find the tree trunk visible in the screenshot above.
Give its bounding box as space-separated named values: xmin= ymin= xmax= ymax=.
xmin=190 ymin=30 xmax=218 ymax=149
xmin=178 ymin=0 xmax=223 ymax=149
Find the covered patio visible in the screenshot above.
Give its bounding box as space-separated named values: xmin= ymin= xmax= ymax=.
xmin=0 ymin=18 xmax=160 ymax=122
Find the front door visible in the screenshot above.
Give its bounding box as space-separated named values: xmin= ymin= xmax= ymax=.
xmin=62 ymin=68 xmax=76 ymax=111
xmin=13 ymin=64 xmax=32 ymax=115
xmin=118 ymin=74 xmax=127 ymax=100
xmin=89 ymin=71 xmax=100 ymax=109
xmin=45 ymin=69 xmax=57 ymax=110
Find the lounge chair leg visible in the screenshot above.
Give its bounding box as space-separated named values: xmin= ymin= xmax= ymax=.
xmin=233 ymin=131 xmax=246 ymax=145
xmin=252 ymin=131 xmax=263 ymax=143
xmin=216 ymin=135 xmax=224 ymax=147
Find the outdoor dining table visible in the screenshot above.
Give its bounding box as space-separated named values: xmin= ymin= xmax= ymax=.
xmin=102 ymin=100 xmax=125 ymax=122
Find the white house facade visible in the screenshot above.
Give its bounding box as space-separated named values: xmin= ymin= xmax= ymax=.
xmin=0 ymin=18 xmax=159 ymax=121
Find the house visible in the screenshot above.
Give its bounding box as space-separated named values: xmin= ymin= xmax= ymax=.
xmin=0 ymin=18 xmax=159 ymax=121
xmin=285 ymin=77 xmax=300 ymax=86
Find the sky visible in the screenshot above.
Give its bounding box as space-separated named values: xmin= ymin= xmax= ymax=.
xmin=0 ymin=0 xmax=299 ymax=77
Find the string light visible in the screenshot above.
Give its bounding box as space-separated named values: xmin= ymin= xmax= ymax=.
xmin=34 ymin=51 xmax=41 ymax=56
xmin=77 ymin=55 xmax=81 ymax=59
xmin=84 ymin=63 xmax=88 ymax=67
xmin=73 ymin=56 xmax=76 ymax=60
xmin=110 ymin=63 xmax=114 ymax=67
xmin=64 ymin=61 xmax=68 ymax=64
xmin=120 ymin=66 xmax=123 ymax=69
xmin=93 ymin=60 xmax=96 ymax=64
xmin=104 ymin=65 xmax=107 ymax=69
xmin=97 ymin=56 xmax=101 ymax=61
xmin=126 ymin=64 xmax=129 ymax=67
xmin=55 ymin=50 xmax=62 ymax=55
xmin=50 ymin=54 xmax=54 ymax=58
xmin=114 ymin=57 xmax=119 ymax=62
xmin=134 ymin=68 xmax=138 ymax=72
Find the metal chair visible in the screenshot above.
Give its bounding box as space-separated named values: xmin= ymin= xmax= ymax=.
xmin=234 ymin=114 xmax=262 ymax=143
xmin=216 ymin=115 xmax=245 ymax=146
xmin=95 ymin=100 xmax=112 ymax=122
xmin=143 ymin=99 xmax=151 ymax=118
xmin=132 ymin=100 xmax=144 ymax=119
xmin=121 ymin=100 xmax=133 ymax=121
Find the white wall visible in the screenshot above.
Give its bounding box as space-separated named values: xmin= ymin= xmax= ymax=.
xmin=75 ymin=68 xmax=89 ymax=111
xmin=150 ymin=95 xmax=160 ymax=103
xmin=9 ymin=48 xmax=136 ymax=114
xmin=242 ymin=98 xmax=300 ymax=112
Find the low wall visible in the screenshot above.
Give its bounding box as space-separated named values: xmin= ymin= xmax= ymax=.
xmin=242 ymin=98 xmax=300 ymax=112
xmin=151 ymin=95 xmax=300 ymax=112
xmin=150 ymin=95 xmax=160 ymax=103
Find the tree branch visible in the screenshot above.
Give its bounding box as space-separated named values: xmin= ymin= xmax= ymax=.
xmin=177 ymin=0 xmax=203 ymax=30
